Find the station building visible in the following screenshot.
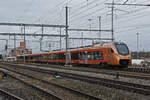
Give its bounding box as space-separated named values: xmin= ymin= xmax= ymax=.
xmin=8 ymin=42 xmax=32 ymax=57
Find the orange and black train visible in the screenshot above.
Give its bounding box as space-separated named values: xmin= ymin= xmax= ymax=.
xmin=17 ymin=42 xmax=132 ymax=68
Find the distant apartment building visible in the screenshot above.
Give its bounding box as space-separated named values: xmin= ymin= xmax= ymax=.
xmin=8 ymin=42 xmax=32 ymax=57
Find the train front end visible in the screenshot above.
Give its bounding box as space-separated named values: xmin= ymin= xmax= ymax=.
xmin=113 ymin=42 xmax=132 ymax=67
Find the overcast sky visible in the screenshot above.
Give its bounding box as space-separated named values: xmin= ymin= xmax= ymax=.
xmin=0 ymin=0 xmax=150 ymax=54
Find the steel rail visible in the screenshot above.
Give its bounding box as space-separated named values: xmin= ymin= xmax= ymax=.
xmin=0 ymin=88 xmax=23 ymax=100
xmin=4 ymin=63 xmax=150 ymax=96
xmin=0 ymin=65 xmax=102 ymax=100
xmin=15 ymin=63 xmax=150 ymax=80
xmin=126 ymin=67 xmax=150 ymax=73
xmin=34 ymin=63 xmax=150 ymax=79
xmin=0 ymin=68 xmax=62 ymax=100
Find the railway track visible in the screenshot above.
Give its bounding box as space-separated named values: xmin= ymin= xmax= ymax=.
xmin=125 ymin=67 xmax=150 ymax=73
xmin=24 ymin=63 xmax=150 ymax=73
xmin=0 ymin=68 xmax=63 ymax=100
xmin=0 ymin=88 xmax=23 ymax=100
xmin=0 ymin=65 xmax=102 ymax=100
xmin=14 ymin=63 xmax=150 ymax=80
xmin=1 ymin=63 xmax=150 ymax=96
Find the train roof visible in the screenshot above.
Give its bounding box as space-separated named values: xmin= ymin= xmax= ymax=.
xmin=17 ymin=42 xmax=126 ymax=57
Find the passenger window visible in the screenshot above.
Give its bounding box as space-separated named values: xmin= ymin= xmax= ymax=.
xmin=71 ymin=53 xmax=78 ymax=60
xmin=87 ymin=52 xmax=94 ymax=60
xmin=82 ymin=53 xmax=85 ymax=60
xmin=95 ymin=52 xmax=98 ymax=60
xmin=93 ymin=52 xmax=96 ymax=60
xmin=80 ymin=53 xmax=84 ymax=60
xmin=94 ymin=51 xmax=103 ymax=60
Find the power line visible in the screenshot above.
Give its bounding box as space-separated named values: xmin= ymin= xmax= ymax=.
xmin=33 ymin=0 xmax=74 ymax=24
xmin=123 ymin=0 xmax=129 ymax=4
xmin=115 ymin=24 xmax=150 ymax=33
xmin=69 ymin=0 xmax=98 ymax=14
xmin=102 ymin=0 xmax=150 ymax=29
xmin=53 ymin=0 xmax=100 ymax=24
xmin=102 ymin=7 xmax=150 ymax=28
xmin=106 ymin=3 xmax=150 ymax=6
xmin=69 ymin=0 xmax=104 ymax=17
xmin=69 ymin=0 xmax=122 ymax=24
xmin=69 ymin=7 xmax=106 ymax=23
xmin=54 ymin=0 xmax=110 ymax=25
xmin=69 ymin=0 xmax=108 ymax=21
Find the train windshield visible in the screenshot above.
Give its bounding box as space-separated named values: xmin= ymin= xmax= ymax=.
xmin=115 ymin=44 xmax=129 ymax=55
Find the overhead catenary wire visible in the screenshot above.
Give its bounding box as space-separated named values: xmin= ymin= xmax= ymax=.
xmin=69 ymin=0 xmax=103 ymax=16
xmin=52 ymin=0 xmax=100 ymax=24
xmin=101 ymin=0 xmax=150 ymax=29
xmin=1 ymin=0 xmax=150 ymax=52
xmin=72 ymin=0 xmax=149 ymax=27
xmin=68 ymin=0 xmax=125 ymax=27
xmin=69 ymin=0 xmax=108 ymax=21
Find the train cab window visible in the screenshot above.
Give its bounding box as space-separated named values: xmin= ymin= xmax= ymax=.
xmin=115 ymin=44 xmax=129 ymax=55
